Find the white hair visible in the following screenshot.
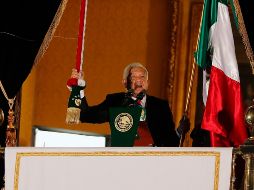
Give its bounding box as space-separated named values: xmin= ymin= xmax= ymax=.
xmin=122 ymin=62 xmax=149 ymax=80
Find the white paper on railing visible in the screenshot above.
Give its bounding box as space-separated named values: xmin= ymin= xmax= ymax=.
xmin=5 ymin=147 xmax=232 ymax=190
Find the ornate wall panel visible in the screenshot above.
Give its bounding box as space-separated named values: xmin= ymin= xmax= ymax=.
xmin=183 ymin=1 xmax=203 ymax=146
xmin=167 ymin=0 xmax=179 ymax=107
xmin=167 ymin=0 xmax=203 ymax=146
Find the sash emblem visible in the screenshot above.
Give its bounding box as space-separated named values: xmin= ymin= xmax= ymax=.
xmin=114 ymin=113 xmax=133 ymax=132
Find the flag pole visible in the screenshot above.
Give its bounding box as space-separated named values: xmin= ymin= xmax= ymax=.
xmin=184 ymin=0 xmax=208 ymax=113
xmin=178 ymin=2 xmax=206 ymax=147
xmin=179 ymin=59 xmax=196 ymax=147
xmin=184 ymin=58 xmax=197 ymax=115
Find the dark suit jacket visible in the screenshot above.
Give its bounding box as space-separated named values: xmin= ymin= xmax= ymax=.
xmin=80 ymin=92 xmax=179 ymax=146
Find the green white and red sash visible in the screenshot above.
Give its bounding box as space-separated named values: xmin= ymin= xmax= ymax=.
xmin=66 ymin=0 xmax=88 ymax=124
xmin=67 ymin=0 xmax=88 ymax=88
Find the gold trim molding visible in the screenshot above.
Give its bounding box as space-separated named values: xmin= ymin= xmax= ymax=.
xmin=168 ymin=0 xmax=179 ymax=107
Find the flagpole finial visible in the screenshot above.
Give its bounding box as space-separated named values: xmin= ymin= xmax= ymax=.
xmin=244 ymin=105 xmax=254 ymax=144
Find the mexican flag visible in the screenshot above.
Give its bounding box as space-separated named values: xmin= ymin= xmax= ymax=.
xmin=195 ymin=0 xmax=248 ymax=147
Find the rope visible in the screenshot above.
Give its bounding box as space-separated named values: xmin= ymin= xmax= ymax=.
xmin=184 ymin=59 xmax=197 ymax=114
xmin=0 ymin=81 xmax=16 ymax=110
xmin=232 ymin=0 xmax=254 ymax=74
xmin=33 ymin=0 xmax=69 ymax=66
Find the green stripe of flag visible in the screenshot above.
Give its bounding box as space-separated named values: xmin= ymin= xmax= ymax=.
xmin=229 ymin=0 xmax=239 ymax=29
xmin=194 ymin=0 xmax=228 ymax=69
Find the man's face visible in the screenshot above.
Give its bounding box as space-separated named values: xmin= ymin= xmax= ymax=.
xmin=127 ymin=67 xmax=149 ymax=96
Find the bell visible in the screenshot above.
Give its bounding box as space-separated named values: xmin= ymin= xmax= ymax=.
xmin=240 ymin=105 xmax=254 ymax=190
xmin=245 ymin=105 xmax=254 ymax=126
xmin=244 ymin=105 xmax=254 ymax=145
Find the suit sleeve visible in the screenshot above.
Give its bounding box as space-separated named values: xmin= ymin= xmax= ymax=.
xmin=147 ymin=98 xmax=179 ymax=147
xmin=79 ymin=96 xmax=109 ymax=123
xmin=161 ymin=101 xmax=179 ymax=146
xmin=79 ymin=93 xmax=125 ymax=124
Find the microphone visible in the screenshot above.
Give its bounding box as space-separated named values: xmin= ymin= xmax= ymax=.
xmin=126 ymin=88 xmax=134 ymax=98
xmin=133 ymin=90 xmax=146 ymax=107
xmin=122 ymin=89 xmax=146 ymax=107
xmin=123 ymin=89 xmax=134 ymax=106
xmin=136 ymin=90 xmax=146 ymax=101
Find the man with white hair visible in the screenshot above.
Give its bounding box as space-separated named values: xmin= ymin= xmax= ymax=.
xmin=71 ymin=63 xmax=187 ymax=146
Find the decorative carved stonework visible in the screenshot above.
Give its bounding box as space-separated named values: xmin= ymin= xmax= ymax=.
xmin=167 ymin=0 xmax=179 ymax=107
xmin=183 ymin=2 xmax=203 ymax=146
xmin=167 ymin=0 xmax=203 ymax=146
